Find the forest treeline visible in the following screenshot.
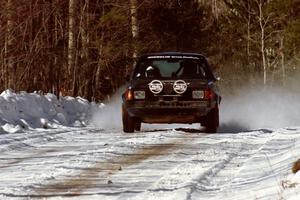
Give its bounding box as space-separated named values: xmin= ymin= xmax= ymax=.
xmin=0 ymin=0 xmax=299 ymax=100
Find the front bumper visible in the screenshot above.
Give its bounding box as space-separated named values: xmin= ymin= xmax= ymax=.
xmin=123 ymin=100 xmax=213 ymax=123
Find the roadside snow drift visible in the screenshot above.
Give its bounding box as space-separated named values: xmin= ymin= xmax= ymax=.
xmin=0 ymin=90 xmax=102 ymax=134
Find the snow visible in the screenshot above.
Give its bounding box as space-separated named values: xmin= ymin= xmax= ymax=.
xmin=0 ymin=90 xmax=300 ymax=199
xmin=0 ymin=89 xmax=102 ymax=134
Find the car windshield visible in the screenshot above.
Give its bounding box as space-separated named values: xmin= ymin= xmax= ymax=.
xmin=133 ymin=57 xmax=209 ymax=79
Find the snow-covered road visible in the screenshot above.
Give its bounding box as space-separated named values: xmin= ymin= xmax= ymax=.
xmin=1 ymin=126 xmax=300 ymax=200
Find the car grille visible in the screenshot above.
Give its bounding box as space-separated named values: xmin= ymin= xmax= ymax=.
xmin=162 ymin=82 xmax=174 ymax=95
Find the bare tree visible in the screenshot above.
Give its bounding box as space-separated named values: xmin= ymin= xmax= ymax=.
xmin=68 ymin=0 xmax=76 ymax=77
xmin=5 ymin=0 xmax=15 ymax=89
xmin=256 ymin=0 xmax=268 ymax=85
xmin=247 ymin=0 xmax=251 ymax=60
xmin=68 ymin=0 xmax=78 ymax=95
xmin=280 ymin=35 xmax=285 ymax=85
xmin=0 ymin=0 xmax=297 ymax=99
xmin=130 ymin=0 xmax=138 ymax=68
xmin=94 ymin=1 xmax=105 ymax=100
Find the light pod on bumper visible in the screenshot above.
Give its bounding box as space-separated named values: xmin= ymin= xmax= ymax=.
xmin=148 ymin=80 xmax=163 ymax=94
xmin=173 ymin=80 xmax=187 ymax=94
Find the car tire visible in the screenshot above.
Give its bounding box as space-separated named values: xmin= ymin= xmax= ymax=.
xmin=205 ymin=106 xmax=219 ymax=133
xmin=122 ymin=106 xmax=135 ymax=133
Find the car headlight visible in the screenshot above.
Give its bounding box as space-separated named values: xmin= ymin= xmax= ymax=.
xmin=192 ymin=90 xmax=204 ymax=99
xmin=134 ymin=91 xmax=145 ymax=99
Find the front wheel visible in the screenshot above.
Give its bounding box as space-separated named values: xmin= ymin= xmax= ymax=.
xmin=204 ymin=107 xmax=219 ymax=133
xmin=122 ymin=106 xmax=135 ymax=133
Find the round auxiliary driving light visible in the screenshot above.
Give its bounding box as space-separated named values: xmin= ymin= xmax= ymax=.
xmin=148 ymin=80 xmax=163 ymax=94
xmin=173 ymin=80 xmax=187 ymax=94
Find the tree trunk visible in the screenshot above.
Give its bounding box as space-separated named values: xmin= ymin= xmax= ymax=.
xmin=68 ymin=0 xmax=78 ymax=96
xmin=212 ymin=0 xmax=217 ymax=19
xmin=247 ymin=0 xmax=251 ymax=62
xmin=80 ymin=0 xmax=92 ymax=100
xmin=130 ymin=0 xmax=138 ymax=71
xmin=94 ymin=2 xmax=105 ymax=100
xmin=48 ymin=0 xmax=55 ymax=95
xmin=6 ymin=0 xmax=15 ymax=90
xmin=80 ymin=0 xmax=89 ymax=61
xmin=258 ymin=0 xmax=267 ymax=85
xmin=280 ymin=36 xmax=285 ymax=85
xmin=68 ymin=0 xmax=76 ymax=78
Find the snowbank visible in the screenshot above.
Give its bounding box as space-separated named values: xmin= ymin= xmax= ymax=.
xmin=0 ymin=90 xmax=103 ymax=134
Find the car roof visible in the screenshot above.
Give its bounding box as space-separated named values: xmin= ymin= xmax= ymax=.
xmin=139 ymin=52 xmax=206 ymax=59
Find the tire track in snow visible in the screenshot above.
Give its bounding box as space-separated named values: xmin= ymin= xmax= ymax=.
xmin=5 ymin=127 xmax=289 ymax=199
xmin=0 ymin=148 xmax=62 ymax=169
xmin=132 ymin=143 xmax=245 ymax=200
xmin=130 ymin=130 xmax=275 ymax=200
xmin=20 ymin=128 xmax=203 ymax=197
xmin=0 ymin=127 xmax=114 ymax=198
xmin=29 ymin=138 xmax=187 ymax=197
xmin=0 ymin=128 xmax=102 ymax=169
xmin=188 ymin=130 xmax=300 ymax=200
xmin=0 ymin=128 xmax=92 ymax=153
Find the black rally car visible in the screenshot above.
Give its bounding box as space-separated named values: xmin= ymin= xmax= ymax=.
xmin=122 ymin=52 xmax=221 ymax=133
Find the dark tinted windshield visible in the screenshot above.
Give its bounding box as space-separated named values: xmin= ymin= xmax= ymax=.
xmin=133 ymin=57 xmax=209 ymax=79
